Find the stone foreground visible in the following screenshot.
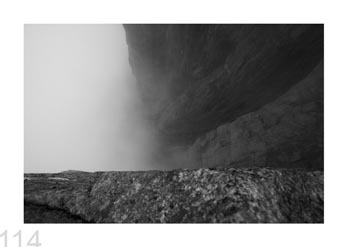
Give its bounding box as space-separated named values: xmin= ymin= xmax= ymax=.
xmin=24 ymin=168 xmax=323 ymax=223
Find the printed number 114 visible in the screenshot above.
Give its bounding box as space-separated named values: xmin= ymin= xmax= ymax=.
xmin=0 ymin=230 xmax=41 ymax=247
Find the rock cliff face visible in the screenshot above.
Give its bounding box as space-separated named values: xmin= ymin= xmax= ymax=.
xmin=187 ymin=61 xmax=323 ymax=169
xmin=124 ymin=24 xmax=324 ymax=169
xmin=24 ymin=168 xmax=323 ymax=223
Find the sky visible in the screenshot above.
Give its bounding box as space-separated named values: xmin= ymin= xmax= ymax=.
xmin=24 ymin=24 xmax=154 ymax=173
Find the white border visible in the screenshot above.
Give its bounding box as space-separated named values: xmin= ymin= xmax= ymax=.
xmin=1 ymin=0 xmax=350 ymax=247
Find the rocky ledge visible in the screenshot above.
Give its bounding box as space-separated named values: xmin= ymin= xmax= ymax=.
xmin=24 ymin=168 xmax=323 ymax=223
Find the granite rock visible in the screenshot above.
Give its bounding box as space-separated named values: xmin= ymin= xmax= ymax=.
xmin=24 ymin=168 xmax=323 ymax=223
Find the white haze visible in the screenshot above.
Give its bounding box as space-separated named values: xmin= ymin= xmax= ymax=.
xmin=24 ymin=24 xmax=156 ymax=173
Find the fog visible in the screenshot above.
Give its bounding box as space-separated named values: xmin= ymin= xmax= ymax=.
xmin=24 ymin=24 xmax=156 ymax=173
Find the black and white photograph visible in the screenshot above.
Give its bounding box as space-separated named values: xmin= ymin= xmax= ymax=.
xmin=24 ymin=24 xmax=324 ymax=223
xmin=2 ymin=0 xmax=350 ymax=246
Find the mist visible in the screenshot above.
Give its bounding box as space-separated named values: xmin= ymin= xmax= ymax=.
xmin=24 ymin=24 xmax=156 ymax=173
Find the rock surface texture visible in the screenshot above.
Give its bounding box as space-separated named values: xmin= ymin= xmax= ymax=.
xmin=187 ymin=61 xmax=323 ymax=169
xmin=124 ymin=24 xmax=324 ymax=169
xmin=24 ymin=168 xmax=323 ymax=223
